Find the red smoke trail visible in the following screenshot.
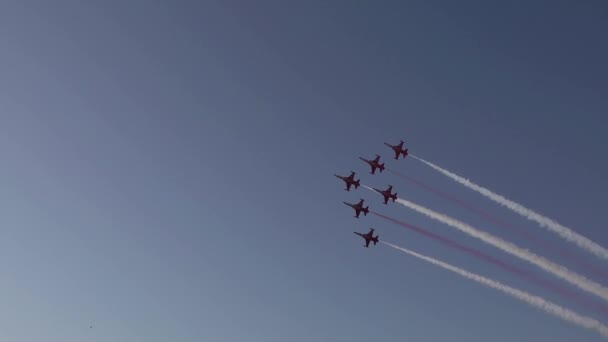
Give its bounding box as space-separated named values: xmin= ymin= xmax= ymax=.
xmin=372 ymin=211 xmax=608 ymax=318
xmin=388 ymin=169 xmax=608 ymax=282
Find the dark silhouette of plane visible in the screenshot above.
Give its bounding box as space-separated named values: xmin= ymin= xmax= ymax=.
xmin=384 ymin=140 xmax=408 ymax=160
xmin=373 ymin=185 xmax=398 ymax=204
xmin=359 ymin=155 xmax=385 ymax=174
xmin=354 ymin=228 xmax=379 ymax=248
xmin=343 ymin=198 xmax=369 ymax=218
xmin=334 ymin=171 xmax=361 ymax=191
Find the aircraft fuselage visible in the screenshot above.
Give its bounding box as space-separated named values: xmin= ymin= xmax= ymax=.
xmin=354 ymin=229 xmax=379 ymax=247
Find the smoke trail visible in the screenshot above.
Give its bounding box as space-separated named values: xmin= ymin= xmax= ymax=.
xmin=387 ymin=168 xmax=545 ymax=242
xmin=387 ymin=169 xmax=608 ymax=281
xmin=372 ymin=211 xmax=608 ymax=317
xmin=411 ymin=155 xmax=608 ymax=261
xmin=381 ymin=190 xmax=608 ymax=303
xmin=382 ymin=241 xmax=608 ymax=339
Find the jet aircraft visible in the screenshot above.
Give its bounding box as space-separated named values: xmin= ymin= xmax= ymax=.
xmin=354 ymin=228 xmax=379 ymax=248
xmin=384 ymin=140 xmax=409 ymax=160
xmin=373 ymin=184 xmax=398 ymax=204
xmin=334 ymin=171 xmax=361 ymax=191
xmin=359 ymin=155 xmax=385 ymax=174
xmin=343 ymin=198 xmax=369 ymax=218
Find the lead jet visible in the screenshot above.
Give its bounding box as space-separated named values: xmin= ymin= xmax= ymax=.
xmin=334 ymin=171 xmax=361 ymax=191
xmin=343 ymin=198 xmax=369 ymax=218
xmin=384 ymin=140 xmax=409 ymax=160
xmin=359 ymin=155 xmax=385 ymax=174
xmin=354 ymin=228 xmax=379 ymax=248
xmin=373 ymin=185 xmax=398 ymax=204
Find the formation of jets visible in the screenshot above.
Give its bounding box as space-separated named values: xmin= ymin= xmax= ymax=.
xmin=337 ymin=140 xmax=409 ymax=248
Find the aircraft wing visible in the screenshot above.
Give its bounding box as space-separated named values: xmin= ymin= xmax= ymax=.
xmin=365 ymin=239 xmax=370 ymax=247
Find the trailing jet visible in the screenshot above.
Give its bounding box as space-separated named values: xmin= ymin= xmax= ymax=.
xmin=334 ymin=171 xmax=361 ymax=191
xmin=359 ymin=155 xmax=385 ymax=174
xmin=384 ymin=140 xmax=408 ymax=160
xmin=354 ymin=228 xmax=379 ymax=248
xmin=343 ymin=198 xmax=369 ymax=218
xmin=373 ymin=185 xmax=398 ymax=204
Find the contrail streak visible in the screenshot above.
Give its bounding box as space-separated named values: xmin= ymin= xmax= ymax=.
xmin=410 ymin=155 xmax=608 ymax=261
xmin=387 ymin=169 xmax=608 ymax=281
xmin=372 ymin=211 xmax=608 ymax=316
xmin=364 ymin=185 xmax=608 ymax=303
xmin=387 ymin=168 xmax=547 ymax=244
xmin=382 ymin=241 xmax=608 ymax=339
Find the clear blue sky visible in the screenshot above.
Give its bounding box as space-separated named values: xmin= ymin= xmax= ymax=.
xmin=1 ymin=1 xmax=607 ymax=341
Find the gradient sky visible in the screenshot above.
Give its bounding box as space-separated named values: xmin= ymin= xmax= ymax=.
xmin=1 ymin=1 xmax=607 ymax=341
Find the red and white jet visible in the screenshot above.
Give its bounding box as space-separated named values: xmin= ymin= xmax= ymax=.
xmin=384 ymin=140 xmax=409 ymax=160
xmin=372 ymin=185 xmax=398 ymax=204
xmin=359 ymin=155 xmax=385 ymax=174
xmin=343 ymin=198 xmax=369 ymax=218
xmin=334 ymin=171 xmax=361 ymax=191
xmin=354 ymin=228 xmax=379 ymax=248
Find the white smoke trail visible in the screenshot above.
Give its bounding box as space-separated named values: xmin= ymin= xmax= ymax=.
xmin=362 ymin=185 xmax=608 ymax=302
xmin=382 ymin=241 xmax=608 ymax=339
xmin=411 ymin=155 xmax=608 ymax=261
xmin=397 ymin=196 xmax=608 ymax=303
